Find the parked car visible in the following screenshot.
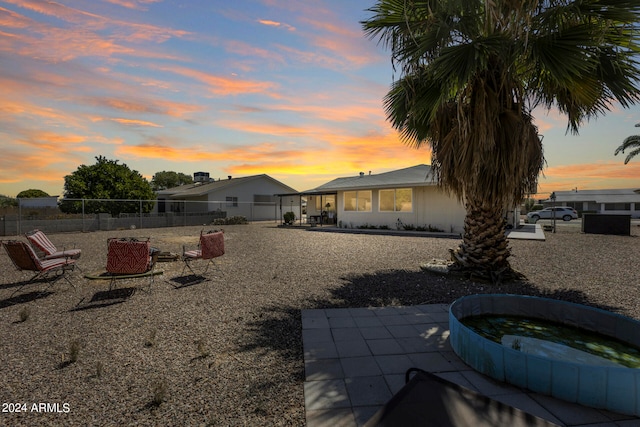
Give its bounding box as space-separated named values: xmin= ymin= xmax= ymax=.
xmin=527 ymin=207 xmax=578 ymax=222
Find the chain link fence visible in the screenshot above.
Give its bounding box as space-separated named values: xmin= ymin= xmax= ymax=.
xmin=0 ymin=198 xmax=286 ymax=236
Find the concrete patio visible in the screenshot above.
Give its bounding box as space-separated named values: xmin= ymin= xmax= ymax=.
xmin=302 ymin=304 xmax=640 ymax=426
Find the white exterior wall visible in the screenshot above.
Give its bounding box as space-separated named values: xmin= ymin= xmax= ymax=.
xmin=277 ymin=194 xmax=303 ymax=223
xmin=414 ymin=186 xmax=466 ymax=233
xmin=572 ymin=201 xmax=639 ymax=218
xmin=211 ymin=179 xmax=299 ymax=221
xmin=553 ymin=190 xmax=640 ymax=218
xmin=18 ymin=197 xmax=59 ymax=208
xmin=335 ymin=186 xmax=465 ymax=233
xmin=159 ymin=177 xmax=297 ymax=221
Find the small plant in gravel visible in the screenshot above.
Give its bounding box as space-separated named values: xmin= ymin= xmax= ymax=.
xmin=150 ymin=380 xmax=167 ymax=407
xmin=144 ymin=330 xmax=157 ymax=348
xmin=69 ymin=339 xmax=82 ymax=363
xmin=95 ymin=361 xmax=104 ymax=378
xmin=18 ymin=307 xmax=30 ymax=322
xmin=194 ymin=339 xmax=210 ymax=360
xmin=59 ymin=339 xmax=82 ymax=368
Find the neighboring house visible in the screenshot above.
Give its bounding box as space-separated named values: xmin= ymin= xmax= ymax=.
xmin=18 ymin=196 xmax=59 ymax=208
xmin=156 ymin=173 xmax=299 ymax=221
xmin=297 ymin=164 xmax=466 ymax=232
xmin=542 ymin=188 xmax=640 ymax=218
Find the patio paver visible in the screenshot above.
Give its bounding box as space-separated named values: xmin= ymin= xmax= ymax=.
xmin=302 ymin=304 xmax=640 ymax=427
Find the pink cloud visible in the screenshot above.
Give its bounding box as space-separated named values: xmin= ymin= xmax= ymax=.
xmin=103 ymin=0 xmax=161 ymax=11
xmin=110 ymin=118 xmax=164 ymax=127
xmin=2 ymin=1 xmax=190 ymax=64
xmin=158 ymin=65 xmax=280 ymax=97
xmin=257 ymin=19 xmax=295 ymax=31
xmin=224 ymin=39 xmax=284 ymax=63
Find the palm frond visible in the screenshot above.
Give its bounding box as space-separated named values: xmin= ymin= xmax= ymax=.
xmin=615 ymin=135 xmax=640 ymax=164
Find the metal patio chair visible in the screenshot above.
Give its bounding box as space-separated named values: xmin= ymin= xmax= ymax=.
xmin=106 ymin=237 xmax=158 ymax=291
xmin=181 ymin=230 xmax=225 ymax=278
xmin=26 ymin=229 xmax=81 ymax=260
xmin=2 ymin=239 xmax=77 ymax=295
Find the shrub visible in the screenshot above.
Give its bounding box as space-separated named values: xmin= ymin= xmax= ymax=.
xmin=283 ymin=211 xmax=296 ymax=224
xmin=211 ymin=216 xmax=248 ymax=225
xmin=416 ymin=224 xmax=444 ymax=232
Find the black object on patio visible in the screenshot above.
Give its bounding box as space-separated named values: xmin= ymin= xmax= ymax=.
xmin=365 ymin=369 xmax=559 ymax=427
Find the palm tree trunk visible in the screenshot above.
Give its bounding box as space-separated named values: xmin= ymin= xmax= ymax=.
xmin=449 ymin=198 xmax=522 ymax=283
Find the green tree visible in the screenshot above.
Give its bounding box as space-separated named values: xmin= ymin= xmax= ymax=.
xmin=614 ymin=123 xmax=640 ymax=164
xmin=60 ymin=156 xmax=156 ymax=216
xmin=0 ymin=195 xmax=18 ymax=207
xmin=363 ymin=0 xmax=640 ymax=282
xmin=16 ymin=189 xmax=50 ymax=198
xmin=150 ymin=171 xmax=193 ymax=191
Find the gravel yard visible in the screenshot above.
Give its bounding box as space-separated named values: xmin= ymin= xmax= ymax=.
xmin=1 ymin=222 xmax=639 ymax=426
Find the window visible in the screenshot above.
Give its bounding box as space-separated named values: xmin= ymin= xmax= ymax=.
xmin=226 ymin=196 xmax=238 ymax=207
xmin=379 ymin=188 xmax=412 ymax=212
xmin=357 ymin=191 xmax=371 ymax=211
xmin=344 ymin=190 xmax=371 ymax=212
xmin=314 ymin=195 xmax=336 ymax=211
xmin=254 ymin=195 xmax=275 ymax=205
xmin=605 ymin=203 xmax=630 ymax=211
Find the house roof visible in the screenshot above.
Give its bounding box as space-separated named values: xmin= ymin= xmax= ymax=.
xmin=552 ymin=188 xmax=640 ymax=204
xmin=157 ymin=174 xmax=297 ymax=199
xmin=303 ymin=164 xmax=436 ymax=193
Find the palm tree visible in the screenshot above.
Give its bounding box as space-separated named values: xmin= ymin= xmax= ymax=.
xmin=615 ymin=123 xmax=640 ymax=164
xmin=363 ymin=0 xmax=640 ymax=283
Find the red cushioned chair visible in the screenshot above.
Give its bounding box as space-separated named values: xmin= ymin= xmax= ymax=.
xmin=26 ymin=229 xmax=81 ymax=260
xmin=182 ymin=230 xmax=224 ymax=278
xmin=106 ymin=238 xmax=158 ymax=290
xmin=2 ymin=239 xmax=76 ymax=295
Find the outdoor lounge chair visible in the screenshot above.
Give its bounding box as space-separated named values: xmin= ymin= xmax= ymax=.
xmin=181 ymin=230 xmax=224 ymax=278
xmin=2 ymin=239 xmax=76 ymax=294
xmin=106 ymin=237 xmax=158 ymax=290
xmin=26 ymin=229 xmax=81 ymax=260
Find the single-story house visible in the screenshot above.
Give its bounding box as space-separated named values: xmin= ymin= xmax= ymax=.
xmin=291 ymin=164 xmax=466 ymax=232
xmin=156 ymin=173 xmax=299 ymax=221
xmin=542 ymin=188 xmax=640 ymax=218
xmin=18 ymin=196 xmax=59 ymax=208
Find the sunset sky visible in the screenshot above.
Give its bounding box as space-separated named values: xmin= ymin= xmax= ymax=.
xmin=1 ymin=0 xmax=639 ymax=199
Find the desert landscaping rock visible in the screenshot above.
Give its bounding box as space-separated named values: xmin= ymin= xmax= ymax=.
xmin=1 ymin=222 xmax=639 ymax=426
